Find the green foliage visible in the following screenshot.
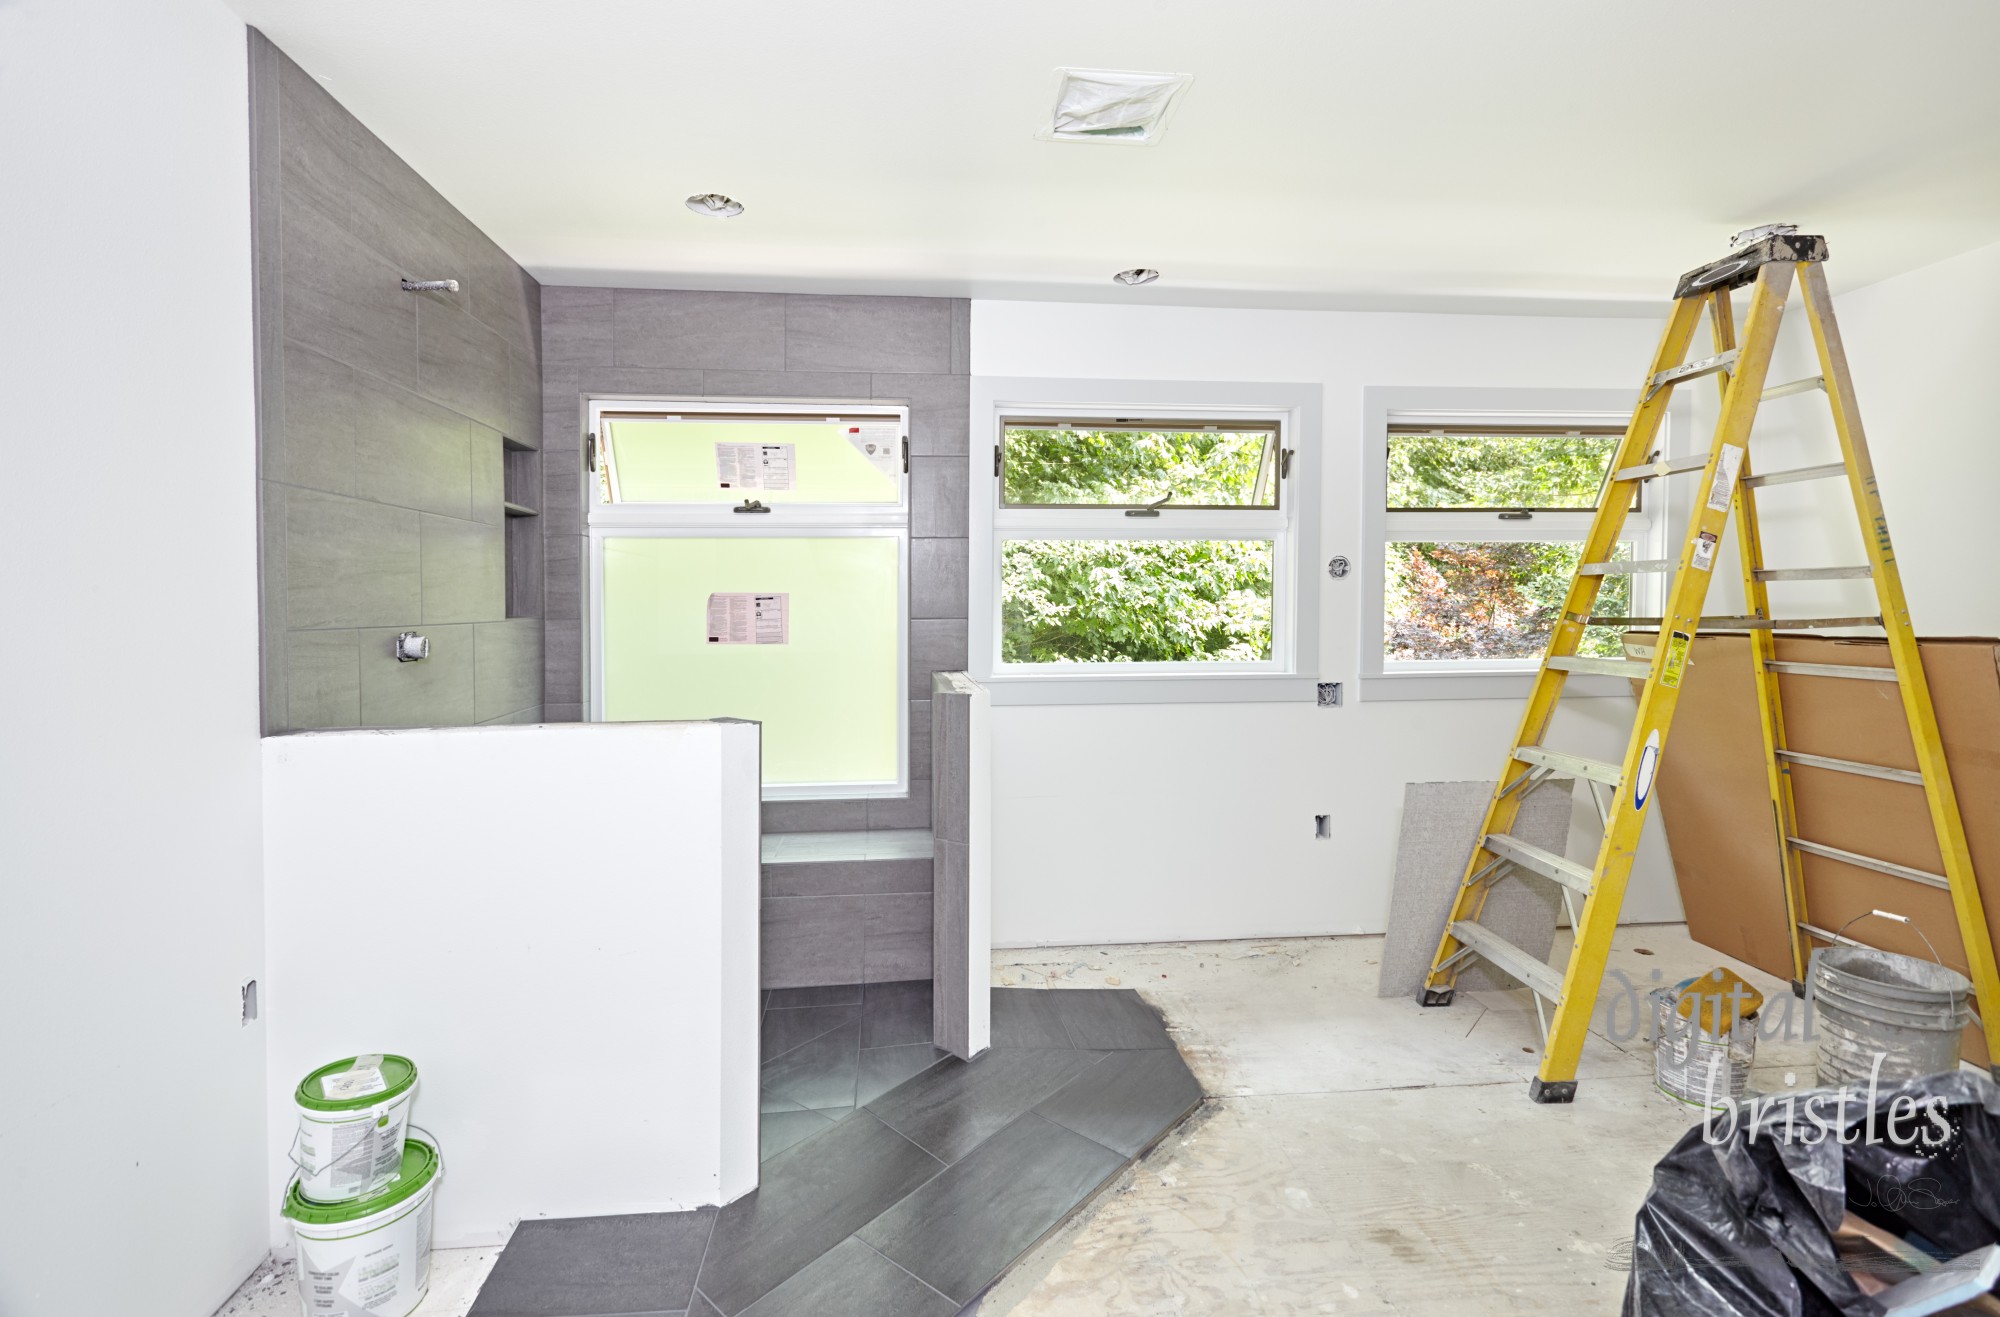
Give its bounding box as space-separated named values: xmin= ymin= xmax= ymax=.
xmin=1388 ymin=433 xmax=1614 ymax=509
xmin=1385 ymin=541 xmax=1629 ymax=660
xmin=1004 ymin=428 xmax=1270 ymax=506
xmin=1002 ymin=539 xmax=1272 ymax=663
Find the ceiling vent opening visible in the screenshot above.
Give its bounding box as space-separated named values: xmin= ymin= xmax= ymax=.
xmin=1040 ymin=68 xmax=1192 ymax=146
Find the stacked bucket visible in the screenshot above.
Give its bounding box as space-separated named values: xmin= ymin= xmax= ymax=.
xmin=281 ymin=1054 xmax=442 ymax=1317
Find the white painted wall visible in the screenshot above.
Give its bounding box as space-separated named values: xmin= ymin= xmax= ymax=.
xmin=0 ymin=2 xmax=267 ymax=1314
xmin=971 ymin=300 xmax=1688 ymax=946
xmin=261 ymin=722 xmax=761 ymax=1248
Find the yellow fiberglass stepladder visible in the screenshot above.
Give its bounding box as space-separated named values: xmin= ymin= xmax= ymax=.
xmin=1417 ymin=224 xmax=2000 ymax=1103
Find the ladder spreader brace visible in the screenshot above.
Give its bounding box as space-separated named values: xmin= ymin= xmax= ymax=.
xmin=1417 ymin=230 xmax=2000 ymax=1104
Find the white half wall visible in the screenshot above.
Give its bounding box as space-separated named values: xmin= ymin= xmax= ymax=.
xmin=0 ymin=2 xmax=266 ymax=1315
xmin=972 ymin=300 xmax=1686 ymax=946
xmin=262 ymin=721 xmax=761 ymax=1247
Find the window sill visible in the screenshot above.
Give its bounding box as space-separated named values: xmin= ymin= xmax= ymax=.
xmin=979 ymin=673 xmax=1320 ymax=706
xmin=1360 ymin=670 xmax=1636 ymax=702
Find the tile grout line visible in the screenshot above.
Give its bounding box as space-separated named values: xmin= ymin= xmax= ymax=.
xmin=851 ymin=1233 xmax=963 ymax=1311
xmin=684 ymin=1204 xmax=722 ymax=1317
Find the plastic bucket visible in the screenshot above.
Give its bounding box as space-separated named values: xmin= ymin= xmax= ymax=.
xmin=284 ymin=1134 xmax=441 ymax=1317
xmin=294 ymin=1054 xmax=419 ymax=1203
xmin=1810 ymin=945 xmax=1972 ymax=1088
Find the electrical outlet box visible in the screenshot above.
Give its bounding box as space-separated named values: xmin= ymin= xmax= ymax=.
xmin=1317 ymin=681 xmax=1342 ymax=707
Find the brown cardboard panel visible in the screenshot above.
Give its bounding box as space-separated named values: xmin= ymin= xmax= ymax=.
xmin=1648 ymin=633 xmax=2000 ymax=1067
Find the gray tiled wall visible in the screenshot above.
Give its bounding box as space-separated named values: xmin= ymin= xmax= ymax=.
xmin=539 ymin=289 xmax=970 ymax=831
xmin=250 ymin=30 xmax=543 ymax=733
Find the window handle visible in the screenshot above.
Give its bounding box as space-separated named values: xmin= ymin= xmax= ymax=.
xmin=1124 ymin=508 xmax=1162 ymax=518
xmin=734 ymin=499 xmax=771 ymax=514
xmin=1498 ymin=510 xmax=1534 ymax=521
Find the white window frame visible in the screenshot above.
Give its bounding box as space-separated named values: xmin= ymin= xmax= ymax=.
xmin=1359 ymin=386 xmax=1691 ymax=703
xmin=583 ymin=396 xmax=911 ymax=800
xmin=970 ymin=378 xmax=1322 ymax=706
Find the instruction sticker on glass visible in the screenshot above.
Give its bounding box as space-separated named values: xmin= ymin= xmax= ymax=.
xmin=1659 ymin=629 xmax=1693 ymax=689
xmin=844 ymin=424 xmax=902 ymax=477
xmin=706 ymin=592 xmax=789 ymax=645
xmin=1705 ymin=444 xmax=1745 ymax=512
xmin=1691 ymin=530 xmax=1720 ymax=573
xmin=715 ymin=443 xmax=795 ymax=491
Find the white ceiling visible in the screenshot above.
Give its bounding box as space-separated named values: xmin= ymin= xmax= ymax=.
xmin=226 ymin=0 xmax=2000 ymax=314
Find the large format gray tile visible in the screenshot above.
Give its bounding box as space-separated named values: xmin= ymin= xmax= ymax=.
xmin=468 ymin=1209 xmax=716 ymax=1317
xmin=866 ymin=787 xmax=931 ymax=833
xmin=614 ymin=290 xmax=786 ymax=370
xmin=462 ymin=231 xmax=541 ymax=364
xmin=357 ymin=623 xmax=476 ymax=726
xmin=910 ymin=539 xmax=968 ymax=620
xmin=785 ymin=296 xmax=953 ymax=374
xmin=861 ymin=894 xmax=932 ymax=983
xmin=860 ymin=980 xmax=933 ymax=1049
xmin=910 ymin=457 xmax=969 ymax=539
xmin=934 ymin=693 xmax=969 ymax=844
xmin=763 ymin=798 xmax=870 ymax=835
xmin=277 ymin=184 xmax=419 ymax=391
xmin=284 ymin=629 xmax=361 ymax=730
xmin=761 ymin=1020 xmax=860 ymax=1111
xmin=856 ymin=1044 xmax=950 ymax=1107
xmin=908 ymin=620 xmax=968 ymax=693
xmin=857 ymin=1112 xmax=1127 ymax=1305
xmin=865 ymin=1048 xmax=1103 ymax=1164
xmin=418 ymin=298 xmax=512 ymax=433
xmin=735 ymin=1237 xmax=955 ymax=1317
xmin=1050 ymin=990 xmax=1175 ymax=1050
xmin=766 ymin=984 xmax=863 ymax=1009
xmin=760 ymin=1107 xmax=834 ymax=1162
xmin=474 ymin=619 xmax=542 ymax=721
xmin=762 ymin=857 xmax=932 ymax=899
xmin=762 ymin=896 xmax=864 ymax=988
xmin=470 ymin=424 xmax=506 ymax=524
xmin=762 ymin=1004 xmax=859 ymax=1061
xmin=277 ymin=341 xmax=357 ymax=494
xmin=285 ymin=488 xmax=420 ymax=629
xmin=542 ymin=286 xmax=614 ymax=377
xmin=582 ymin=366 xmax=708 ymax=398
xmin=691 ymin=1290 xmax=725 ymax=1317
xmin=420 ymin=514 xmax=505 ymax=623
xmin=1033 ymin=1047 xmax=1204 ymax=1157
xmin=909 ymin=701 xmax=933 ymax=782
xmin=700 ymin=369 xmax=871 ymax=400
xmin=351 ymin=372 xmax=474 ymax=520
xmin=949 ymin=300 xmax=970 ymax=377
xmin=989 ymin=990 xmax=1076 ymax=1049
xmin=874 ymin=375 xmax=969 ymax=456
xmin=695 ymin=1111 xmax=943 ymax=1316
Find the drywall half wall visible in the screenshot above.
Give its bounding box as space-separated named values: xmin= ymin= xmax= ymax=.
xmin=0 ymin=1 xmax=267 ymax=1314
xmin=262 ymin=721 xmax=761 ymax=1246
xmin=971 ymin=300 xmax=1686 ymax=946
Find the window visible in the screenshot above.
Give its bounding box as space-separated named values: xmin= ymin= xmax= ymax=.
xmin=1381 ymin=422 xmax=1651 ymax=669
xmin=991 ymin=413 xmax=1294 ymax=672
xmin=587 ymin=400 xmax=908 ymax=797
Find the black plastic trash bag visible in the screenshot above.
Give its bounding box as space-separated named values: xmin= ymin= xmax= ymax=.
xmin=1625 ymin=1069 xmax=2000 ymax=1316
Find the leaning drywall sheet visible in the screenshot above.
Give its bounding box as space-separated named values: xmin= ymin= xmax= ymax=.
xmin=1378 ymin=779 xmax=1574 ymax=997
xmin=1651 ymin=633 xmax=2000 ymax=1066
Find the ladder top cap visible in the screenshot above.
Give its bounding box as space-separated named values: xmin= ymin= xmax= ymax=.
xmin=1674 ymin=233 xmax=1829 ymax=301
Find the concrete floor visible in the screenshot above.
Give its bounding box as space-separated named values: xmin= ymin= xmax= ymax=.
xmin=974 ymin=923 xmax=1813 ymax=1316
xmin=218 ymin=923 xmax=1805 ymax=1316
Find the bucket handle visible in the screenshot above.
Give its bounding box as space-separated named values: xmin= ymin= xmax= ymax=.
xmin=1829 ymin=908 xmax=1947 ymax=967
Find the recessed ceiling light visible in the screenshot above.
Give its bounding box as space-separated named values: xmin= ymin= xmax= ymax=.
xmin=1040 ymin=68 xmax=1193 ymax=146
xmin=1113 ymin=268 xmax=1160 ymax=286
xmin=685 ymin=193 xmax=744 ymax=219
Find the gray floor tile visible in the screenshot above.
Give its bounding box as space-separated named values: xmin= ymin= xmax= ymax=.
xmin=989 ymin=989 xmax=1076 ymax=1049
xmin=761 ymin=1107 xmax=835 ymax=1161
xmin=860 ymin=980 xmax=933 ymax=1048
xmin=696 ymin=1112 xmax=943 ymax=1316
xmin=1033 ymin=1047 xmax=1204 ymax=1158
xmin=856 ymin=1044 xmax=950 ymax=1107
xmin=736 ymin=1238 xmax=955 ymax=1317
xmin=691 ymin=1291 xmax=725 ymax=1317
xmin=761 ymin=1004 xmax=859 ymax=1061
xmin=765 ymin=984 xmax=862 ymax=1009
xmin=1049 ymin=989 xmax=1174 ymax=1049
xmin=761 ymin=1020 xmax=861 ymax=1111
xmin=865 ymin=1048 xmax=1105 ymax=1163
xmin=470 ymin=1209 xmax=715 ymax=1317
xmin=857 ymin=1113 xmax=1127 ymax=1305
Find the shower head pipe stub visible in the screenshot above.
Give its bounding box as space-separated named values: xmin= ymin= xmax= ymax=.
xmin=400 ymin=278 xmax=460 ymax=293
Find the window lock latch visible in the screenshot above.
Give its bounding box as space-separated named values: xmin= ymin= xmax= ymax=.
xmin=1498 ymin=509 xmax=1534 ymax=520
xmin=734 ymin=498 xmax=771 ymax=514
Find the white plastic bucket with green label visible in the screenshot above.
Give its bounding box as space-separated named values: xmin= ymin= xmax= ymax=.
xmin=293 ymin=1054 xmax=419 ymax=1203
xmin=284 ymin=1134 xmax=441 ymax=1317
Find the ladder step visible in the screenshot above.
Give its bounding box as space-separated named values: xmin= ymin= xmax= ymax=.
xmin=1611 ymin=453 xmax=1709 ymax=483
xmin=1645 ymin=349 xmax=1739 ymax=400
xmin=1787 ymin=837 xmax=1949 ymax=891
xmin=1588 ymin=614 xmax=1882 ymax=631
xmin=1743 ymin=462 xmax=1847 ymax=489
xmin=1447 ymin=920 xmax=1565 ymax=1001
xmin=1775 ymin=749 xmax=1925 ymax=785
xmin=1764 ymin=660 xmax=1897 ymax=681
xmin=1547 ymin=655 xmax=1651 ymax=679
xmin=1753 ymin=565 xmax=1872 ymax=582
xmin=1579 ymin=560 xmax=1675 ymax=576
xmin=1514 ymin=745 xmax=1623 ymax=788
xmin=1482 ymin=833 xmax=1595 ymax=895
xmin=1761 ymin=376 xmax=1825 ymax=401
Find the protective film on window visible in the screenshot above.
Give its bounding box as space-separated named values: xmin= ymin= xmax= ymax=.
xmin=1001 ymin=422 xmax=1281 ymax=509
xmin=599 ymin=413 xmax=903 ymax=505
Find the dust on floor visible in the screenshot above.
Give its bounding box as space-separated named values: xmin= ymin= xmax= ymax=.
xmin=213 ymin=1244 xmax=498 ymax=1317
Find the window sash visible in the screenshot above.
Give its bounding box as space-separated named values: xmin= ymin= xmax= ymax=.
xmin=1385 ymin=423 xmax=1634 ymax=514
xmin=999 ymin=418 xmax=1284 ymax=511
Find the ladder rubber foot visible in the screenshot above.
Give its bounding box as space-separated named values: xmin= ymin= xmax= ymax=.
xmin=1790 ymin=979 xmax=1807 ymax=1000
xmin=1418 ymin=987 xmax=1455 ymax=1008
xmin=1529 ymin=1077 xmax=1578 ymax=1104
